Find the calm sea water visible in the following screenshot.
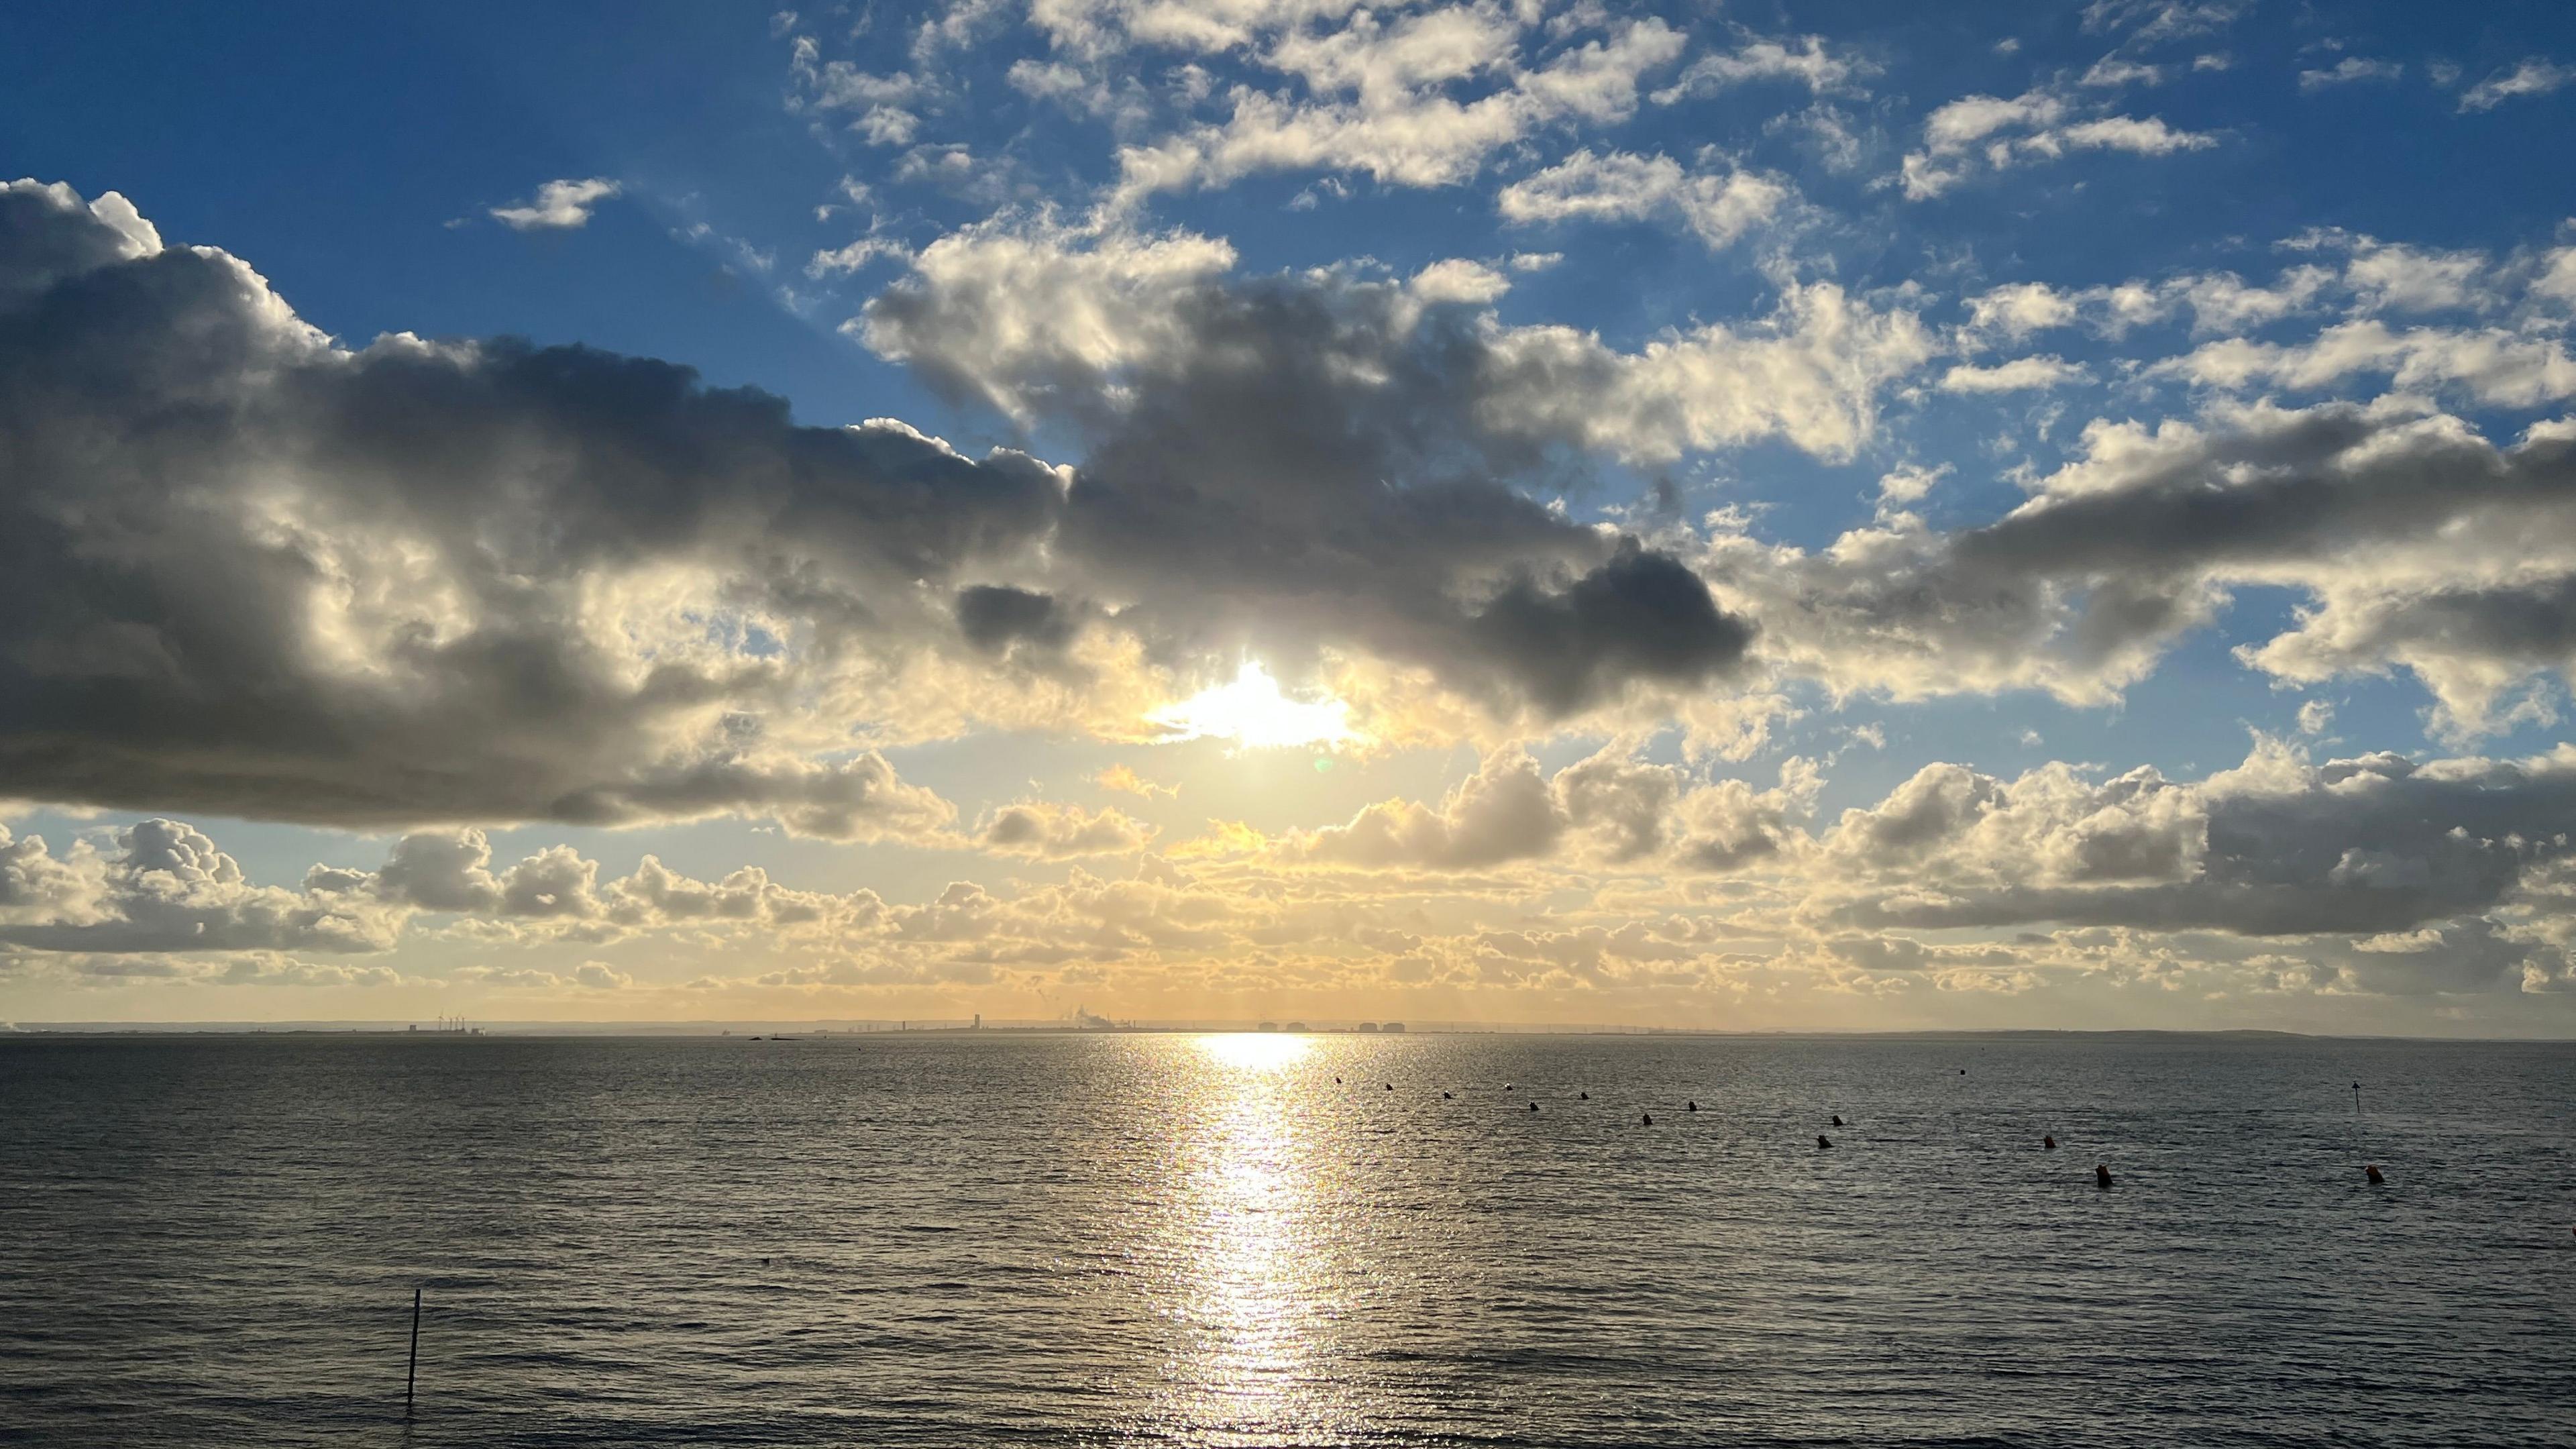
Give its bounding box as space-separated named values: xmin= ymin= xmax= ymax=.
xmin=1 ymin=1032 xmax=2570 ymax=1447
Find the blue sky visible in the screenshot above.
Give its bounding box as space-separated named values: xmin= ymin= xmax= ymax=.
xmin=7 ymin=1 xmax=2576 ymax=1032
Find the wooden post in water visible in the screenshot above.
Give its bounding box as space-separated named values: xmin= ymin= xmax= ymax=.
xmin=405 ymin=1286 xmax=421 ymax=1419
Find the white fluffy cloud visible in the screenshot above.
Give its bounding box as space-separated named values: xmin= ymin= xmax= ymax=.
xmin=1110 ymin=13 xmax=1686 ymax=203
xmin=1652 ymin=36 xmax=1874 ymax=103
xmin=1497 ymin=148 xmax=1790 ymax=251
xmin=488 ymin=178 xmax=622 ymax=230
xmin=1900 ymin=87 xmax=2216 ymax=199
xmin=1939 ymin=356 xmax=2090 ymax=393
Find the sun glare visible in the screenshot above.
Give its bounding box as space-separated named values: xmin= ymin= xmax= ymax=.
xmin=1149 ymin=662 xmax=1355 ymax=749
xmin=1195 ymin=1032 xmax=1313 ymax=1073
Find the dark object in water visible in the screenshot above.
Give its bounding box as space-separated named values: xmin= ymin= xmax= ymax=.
xmin=2043 ymin=1134 xmax=2057 ymax=1150
xmin=1958 ymin=1069 xmax=1967 ymax=1075
xmin=1442 ymin=1091 xmax=1452 ymax=1099
xmin=1579 ymin=1091 xmax=1589 ymax=1100
xmin=1817 ymin=1134 xmax=1832 ymax=1149
xmin=2365 ymin=1165 xmax=2385 ymax=1185
xmin=1642 ymin=1112 xmax=1653 ymax=1126
xmin=1529 ymin=1102 xmax=1540 ymax=1112
xmin=1686 ymin=1101 xmax=1697 ymax=1113
xmin=1335 ymin=1076 xmax=1342 ymax=1083
xmin=2096 ymin=1163 xmax=2115 ymax=1189
xmin=1831 ymin=1114 xmax=1843 ymax=1127
xmin=405 ymin=1287 xmax=421 ymax=1419
xmin=1384 ymin=1082 xmax=1393 ymax=1091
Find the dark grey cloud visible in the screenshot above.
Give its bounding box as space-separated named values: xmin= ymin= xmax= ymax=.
xmin=0 ymin=182 xmax=1772 ymax=838
xmin=0 ymin=180 xmax=1044 ymax=831
xmin=1468 ymin=543 xmax=1754 ymax=714
xmin=1829 ymin=745 xmax=2576 ymax=948
xmin=955 ymin=584 xmax=1077 ymax=653
xmin=871 ymin=237 xmax=1766 ymax=718
xmin=1716 ymin=402 xmax=2576 ymax=723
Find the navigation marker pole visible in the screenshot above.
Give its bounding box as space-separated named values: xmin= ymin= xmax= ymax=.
xmin=2354 ymin=1081 xmax=2385 ymax=1185
xmin=406 ymin=1286 xmax=421 ymax=1419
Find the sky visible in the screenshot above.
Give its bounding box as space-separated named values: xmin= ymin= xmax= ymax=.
xmin=6 ymin=1 xmax=2576 ymax=1034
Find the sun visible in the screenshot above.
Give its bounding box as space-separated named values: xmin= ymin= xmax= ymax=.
xmin=1149 ymin=661 xmax=1356 ymax=749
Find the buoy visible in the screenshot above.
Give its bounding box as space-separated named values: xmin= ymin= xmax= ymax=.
xmin=1442 ymin=1091 xmax=1452 ymax=1099
xmin=1580 ymin=1091 xmax=1589 ymax=1100
xmin=1958 ymin=1069 xmax=1966 ymax=1076
xmin=2365 ymin=1165 xmax=2385 ymax=1185
xmin=1384 ymin=1082 xmax=1393 ymax=1091
xmin=1817 ymin=1134 xmax=1832 ymax=1149
xmin=1686 ymin=1101 xmax=1698 ymax=1113
xmin=1642 ymin=1112 xmax=1653 ymax=1126
xmin=1335 ymin=1076 xmax=1342 ymax=1083
xmin=1529 ymin=1102 xmax=1540 ymax=1112
xmin=2043 ymin=1134 xmax=2057 ymax=1150
xmin=2095 ymin=1163 xmax=2114 ymax=1189
xmin=1831 ymin=1114 xmax=1843 ymax=1127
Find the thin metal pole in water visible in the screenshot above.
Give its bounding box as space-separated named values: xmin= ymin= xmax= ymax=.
xmin=405 ymin=1287 xmax=421 ymax=1419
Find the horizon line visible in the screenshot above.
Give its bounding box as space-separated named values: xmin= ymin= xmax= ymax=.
xmin=7 ymin=1019 xmax=2572 ymax=1044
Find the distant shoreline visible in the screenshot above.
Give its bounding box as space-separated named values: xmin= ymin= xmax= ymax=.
xmin=5 ymin=1024 xmax=2570 ymax=1044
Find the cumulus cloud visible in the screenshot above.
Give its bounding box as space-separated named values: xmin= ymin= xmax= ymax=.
xmin=0 ymin=179 xmax=1044 ymax=830
xmin=488 ymin=178 xmax=622 ymax=230
xmin=1095 ymin=763 xmax=1177 ymax=798
xmin=861 ymin=215 xmax=1848 ymax=720
xmin=0 ymin=820 xmax=403 ymax=955
xmin=19 ymin=179 xmax=2576 ymax=859
xmin=1939 ymin=356 xmax=2091 ymax=393
xmin=1101 ymin=9 xmax=1686 ymax=203
xmin=1823 ymin=737 xmax=2576 ymax=961
xmin=979 ymin=800 xmax=1157 ymax=858
xmin=1228 ymin=731 xmax=2576 ymax=1000
xmin=1686 ymin=394 xmax=2576 ymax=730
xmin=9 ymin=745 xmax=2570 ymax=1010
xmin=0 ymin=812 xmax=928 ymax=990
xmin=0 ymin=179 xmax=1891 ymax=824
xmin=1497 ymin=149 xmax=1790 ymax=251
xmin=1964 ymin=266 xmax=2334 ymax=343
xmin=1961 ymin=235 xmax=2506 ymax=378
xmin=1652 ymin=36 xmax=1874 ymax=103
xmin=1280 ymin=743 xmax=1816 ymax=874
xmin=2151 ymin=320 xmax=2576 ymax=408
xmin=1899 ymin=87 xmax=2216 ymax=200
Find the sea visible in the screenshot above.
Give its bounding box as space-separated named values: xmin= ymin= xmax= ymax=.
xmin=1 ymin=1032 xmax=2569 ymax=1447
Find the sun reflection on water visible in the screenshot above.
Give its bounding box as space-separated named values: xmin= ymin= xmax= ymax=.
xmin=1142 ymin=1033 xmax=1368 ymax=1445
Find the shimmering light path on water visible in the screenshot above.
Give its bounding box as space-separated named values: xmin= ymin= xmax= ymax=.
xmin=2 ymin=1033 xmax=2571 ymax=1446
